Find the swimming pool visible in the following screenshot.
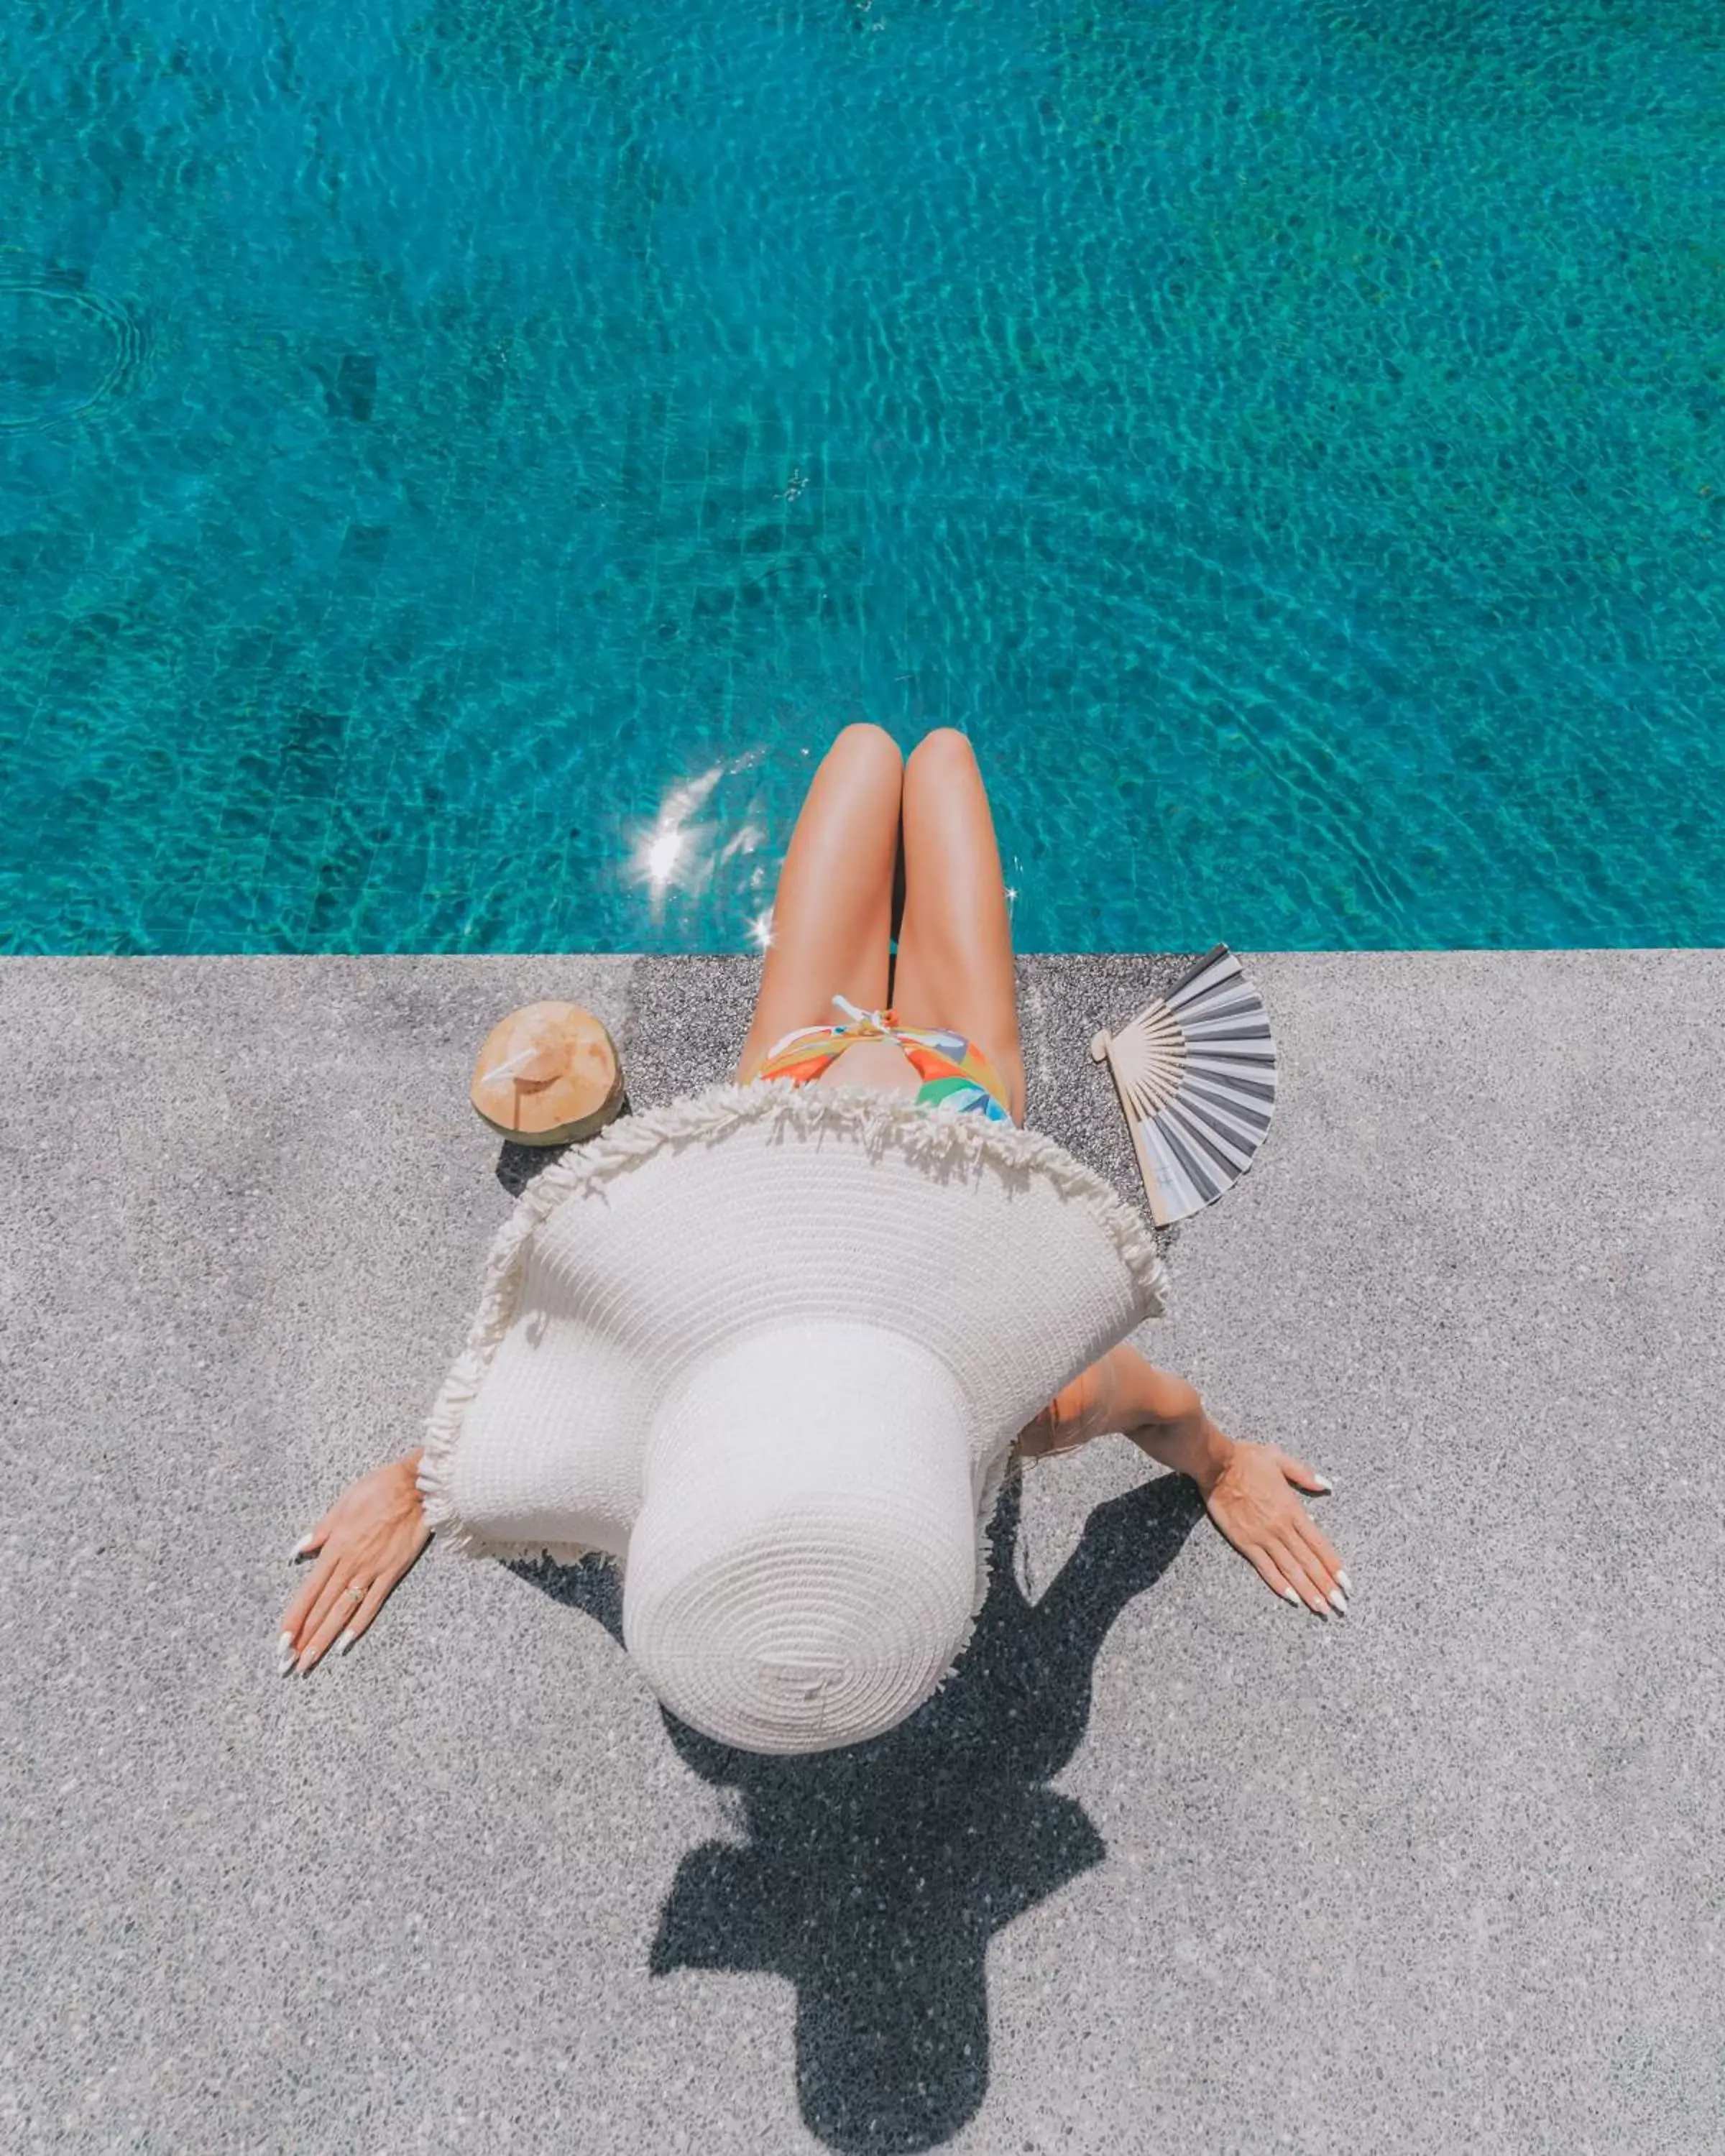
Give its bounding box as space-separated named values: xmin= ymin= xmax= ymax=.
xmin=2 ymin=1 xmax=1721 ymax=955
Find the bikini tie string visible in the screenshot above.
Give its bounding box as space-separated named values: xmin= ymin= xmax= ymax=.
xmin=832 ymin=993 xmax=896 ymax=1036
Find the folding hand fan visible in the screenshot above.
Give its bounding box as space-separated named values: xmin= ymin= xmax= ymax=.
xmin=1089 ymin=944 xmax=1278 ymax=1226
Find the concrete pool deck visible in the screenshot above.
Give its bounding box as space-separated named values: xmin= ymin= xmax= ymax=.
xmin=3 ymin=949 xmax=1721 ymax=2155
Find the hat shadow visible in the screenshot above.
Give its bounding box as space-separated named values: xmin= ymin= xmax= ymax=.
xmin=492 ymin=1095 xmax=636 ymax=1199
xmin=514 ymin=1464 xmax=1202 ymax=2152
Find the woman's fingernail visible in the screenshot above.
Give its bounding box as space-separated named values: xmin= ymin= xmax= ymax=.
xmin=1328 ymin=1588 xmax=1348 ymax=1614
xmin=1282 ymin=1586 xmax=1301 ymax=1607
xmin=337 ymin=1629 xmax=356 ymax=1656
xmin=292 ymin=1534 xmax=314 ymax=1558
xmin=1312 ymin=1475 xmax=1333 ymax=1493
xmin=1337 ymin=1569 xmax=1351 ymax=1595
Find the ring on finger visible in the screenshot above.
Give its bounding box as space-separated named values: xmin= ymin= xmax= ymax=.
xmin=345 ymin=1583 xmax=364 ymax=1604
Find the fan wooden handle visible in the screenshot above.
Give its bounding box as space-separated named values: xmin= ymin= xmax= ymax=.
xmin=1089 ymin=1031 xmax=1111 ymax=1062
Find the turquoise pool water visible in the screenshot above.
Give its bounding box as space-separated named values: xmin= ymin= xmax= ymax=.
xmin=2 ymin=1 xmax=1721 ymax=954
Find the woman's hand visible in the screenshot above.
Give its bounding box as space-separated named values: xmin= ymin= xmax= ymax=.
xmin=1197 ymin=1439 xmax=1350 ymax=1618
xmin=279 ymin=1451 xmax=432 ymax=1675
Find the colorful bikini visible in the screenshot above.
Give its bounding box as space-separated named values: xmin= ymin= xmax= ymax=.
xmin=756 ymin=995 xmax=1016 ymax=1123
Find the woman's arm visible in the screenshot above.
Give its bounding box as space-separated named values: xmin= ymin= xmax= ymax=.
xmin=1017 ymin=1345 xmax=1221 ymax=1480
xmin=1018 ymin=1345 xmax=1350 ymax=1617
xmin=1096 ymin=1348 xmax=1233 ymax=1489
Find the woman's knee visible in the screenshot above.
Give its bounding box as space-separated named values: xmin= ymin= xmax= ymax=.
xmin=905 ymin=727 xmax=980 ymax=791
xmin=827 ymin=722 xmax=903 ymax=777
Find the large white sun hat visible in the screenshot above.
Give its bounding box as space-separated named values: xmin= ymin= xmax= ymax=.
xmin=416 ymin=1080 xmax=1168 ymax=1755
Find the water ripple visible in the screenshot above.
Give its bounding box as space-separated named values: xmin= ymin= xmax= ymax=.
xmin=0 ymin=262 xmax=150 ymax=432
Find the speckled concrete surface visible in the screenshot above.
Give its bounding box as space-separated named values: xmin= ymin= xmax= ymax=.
xmin=2 ymin=951 xmax=1722 ymax=2155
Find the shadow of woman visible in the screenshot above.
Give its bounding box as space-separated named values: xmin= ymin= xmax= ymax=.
xmin=514 ymin=1462 xmax=1202 ymax=2152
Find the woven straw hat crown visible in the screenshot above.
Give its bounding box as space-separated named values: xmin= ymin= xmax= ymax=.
xmin=623 ymin=1322 xmax=978 ymax=1753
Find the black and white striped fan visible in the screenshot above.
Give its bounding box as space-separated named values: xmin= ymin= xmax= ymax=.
xmin=1088 ymin=944 xmax=1277 ymax=1227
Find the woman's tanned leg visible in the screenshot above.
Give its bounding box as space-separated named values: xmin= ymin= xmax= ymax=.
xmin=735 ymin=724 xmax=903 ymax=1083
xmin=890 ymin=728 xmax=1026 ymax=1123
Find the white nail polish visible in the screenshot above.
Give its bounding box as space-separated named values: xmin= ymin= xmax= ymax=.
xmin=277 ymin=1631 xmax=294 ymax=1658
xmin=337 ymin=1629 xmax=356 ymax=1655
xmin=1312 ymin=1475 xmax=1333 ymax=1493
xmin=1337 ymin=1569 xmax=1351 ymax=1594
xmin=1328 ymin=1588 xmax=1348 ymax=1614
xmin=1282 ymin=1586 xmax=1301 ymax=1607
xmin=293 ymin=1534 xmax=314 ymax=1557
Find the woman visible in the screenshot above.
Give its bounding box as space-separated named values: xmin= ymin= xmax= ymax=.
xmin=279 ymin=727 xmax=1348 ymax=1749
